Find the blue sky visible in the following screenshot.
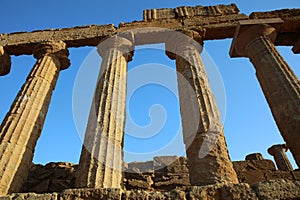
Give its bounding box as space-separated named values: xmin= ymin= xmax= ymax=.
xmin=0 ymin=0 xmax=300 ymax=168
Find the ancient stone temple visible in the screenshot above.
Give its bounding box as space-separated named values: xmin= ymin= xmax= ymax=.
xmin=0 ymin=3 xmax=300 ymax=200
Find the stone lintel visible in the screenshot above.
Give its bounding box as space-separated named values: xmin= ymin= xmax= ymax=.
xmin=292 ymin=36 xmax=300 ymax=53
xmin=0 ymin=24 xmax=116 ymax=56
xmin=229 ymin=18 xmax=283 ymax=58
xmin=0 ymin=9 xmax=299 ymax=57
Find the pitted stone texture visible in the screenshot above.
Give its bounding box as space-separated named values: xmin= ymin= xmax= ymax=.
xmin=0 ymin=25 xmax=116 ymax=56
xmin=183 ymin=13 xmax=249 ymax=41
xmin=0 ymin=46 xmax=11 ymax=75
xmin=0 ymin=193 xmax=58 ymax=200
xmin=250 ymin=9 xmax=300 ymax=29
xmin=143 ymin=4 xmax=239 ymax=21
xmin=3 ymin=181 xmax=300 ymax=199
xmin=123 ymin=189 xmax=186 ymax=200
xmin=233 ymin=160 xmax=278 ymax=185
xmin=123 ymin=190 xmax=149 ymax=200
xmin=153 ymin=156 xmax=190 ymax=191
xmin=75 ymin=36 xmax=133 ymax=189
xmin=124 ymin=161 xmax=154 ymax=191
xmin=245 ymin=153 xmax=264 ymax=161
xmin=250 ymin=8 xmax=300 ymax=17
xmin=247 ymin=9 xmax=300 ymax=46
xmin=21 ymin=158 xmax=300 ymax=193
xmin=21 ymin=162 xmax=77 ymax=193
xmin=0 ymin=42 xmax=69 ymax=195
xmin=188 ymin=183 xmax=258 ymax=200
xmin=253 ymin=179 xmax=300 ymax=200
xmin=220 ymin=184 xmax=258 ymax=200
xmin=60 ymin=188 xmax=122 ymax=200
xmin=166 ymin=30 xmax=238 ymax=186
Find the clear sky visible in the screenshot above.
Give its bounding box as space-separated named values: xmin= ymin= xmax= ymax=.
xmin=0 ymin=0 xmax=300 ymax=168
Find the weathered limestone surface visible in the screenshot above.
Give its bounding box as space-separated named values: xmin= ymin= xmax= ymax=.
xmin=165 ymin=30 xmax=238 ymax=185
xmin=143 ymin=4 xmax=239 ymax=21
xmin=60 ymin=188 xmax=122 ymax=200
xmin=0 ymin=193 xmax=58 ymax=200
xmin=19 ymin=156 xmax=300 ymax=195
xmin=0 ymin=46 xmax=11 ymax=75
xmin=253 ymin=179 xmax=300 ymax=200
xmin=3 ymin=180 xmax=300 ymax=200
xmin=268 ymin=144 xmax=293 ymax=171
xmin=250 ymin=9 xmax=300 ymax=46
xmin=233 ymin=160 xmax=278 ymax=185
xmin=153 ymin=156 xmax=190 ymax=191
xmin=0 ymin=41 xmax=70 ymax=195
xmin=123 ymin=156 xmax=191 ymax=191
xmin=250 ymin=8 xmax=300 ymax=20
xmin=124 ymin=189 xmax=187 ymax=200
xmin=245 ymin=153 xmax=264 ymax=161
xmin=230 ymin=20 xmax=300 ymax=168
xmin=183 ymin=14 xmax=249 ymax=40
xmin=0 ymin=25 xmax=116 ymax=56
xmin=124 ymin=160 xmax=154 ymax=191
xmin=21 ymin=162 xmax=77 ymax=193
xmin=188 ymin=183 xmax=258 ymax=200
xmin=249 ymin=8 xmax=300 ymax=34
xmin=75 ymin=35 xmax=133 ymax=189
xmin=1 ymin=6 xmax=300 ymax=59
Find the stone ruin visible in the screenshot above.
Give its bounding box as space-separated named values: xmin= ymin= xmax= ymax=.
xmin=0 ymin=3 xmax=300 ymax=200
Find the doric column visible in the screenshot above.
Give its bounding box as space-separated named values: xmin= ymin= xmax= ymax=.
xmin=0 ymin=41 xmax=70 ymax=195
xmin=230 ymin=19 xmax=300 ymax=168
xmin=268 ymin=144 xmax=293 ymax=171
xmin=0 ymin=45 xmax=11 ymax=76
xmin=166 ymin=30 xmax=238 ymax=185
xmin=75 ymin=35 xmax=133 ymax=189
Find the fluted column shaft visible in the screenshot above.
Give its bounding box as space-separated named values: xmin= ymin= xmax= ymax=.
xmin=231 ymin=23 xmax=300 ymax=167
xmin=268 ymin=144 xmax=293 ymax=171
xmin=0 ymin=41 xmax=70 ymax=195
xmin=166 ymin=31 xmax=238 ymax=185
xmin=75 ymin=36 xmax=133 ymax=189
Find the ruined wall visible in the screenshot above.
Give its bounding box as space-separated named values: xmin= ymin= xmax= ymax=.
xmin=0 ymin=156 xmax=296 ymax=199
xmin=20 ymin=155 xmax=300 ymax=194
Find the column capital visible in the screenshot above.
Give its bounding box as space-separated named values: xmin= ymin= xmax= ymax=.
xmin=230 ymin=18 xmax=283 ymax=57
xmin=0 ymin=46 xmax=11 ymax=76
xmin=268 ymin=144 xmax=287 ymax=156
xmin=165 ymin=29 xmax=205 ymax=60
xmin=292 ymin=36 xmax=300 ymax=54
xmin=268 ymin=144 xmax=293 ymax=171
xmin=33 ymin=41 xmax=70 ymax=70
xmin=97 ymin=34 xmax=134 ymax=62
